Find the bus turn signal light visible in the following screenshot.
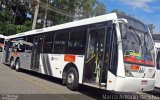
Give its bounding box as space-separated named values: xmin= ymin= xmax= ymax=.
xmin=64 ymin=55 xmax=75 ymax=62
xmin=130 ymin=65 xmax=140 ymax=71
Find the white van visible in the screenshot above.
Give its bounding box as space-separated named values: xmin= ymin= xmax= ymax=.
xmin=154 ymin=42 xmax=160 ymax=89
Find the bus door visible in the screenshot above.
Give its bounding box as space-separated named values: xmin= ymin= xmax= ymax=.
xmin=2 ymin=41 xmax=11 ymax=64
xmin=155 ymin=50 xmax=160 ymax=88
xmin=84 ymin=26 xmax=108 ymax=86
xmin=31 ymin=35 xmax=44 ymax=71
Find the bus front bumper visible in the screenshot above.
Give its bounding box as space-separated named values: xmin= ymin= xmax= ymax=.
xmin=114 ymin=76 xmax=155 ymax=92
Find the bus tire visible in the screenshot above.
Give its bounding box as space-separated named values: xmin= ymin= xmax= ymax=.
xmin=15 ymin=59 xmax=21 ymax=72
xmin=10 ymin=58 xmax=15 ymax=69
xmin=66 ymin=67 xmax=79 ymax=91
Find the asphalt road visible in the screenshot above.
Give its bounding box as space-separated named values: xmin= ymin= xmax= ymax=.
xmin=0 ymin=52 xmax=159 ymax=100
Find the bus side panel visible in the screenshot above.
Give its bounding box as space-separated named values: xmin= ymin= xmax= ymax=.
xmin=39 ymin=54 xmax=62 ymax=78
xmin=1 ymin=48 xmax=7 ymax=63
xmin=18 ymin=52 xmax=32 ymax=70
xmin=69 ymin=55 xmax=85 ymax=84
xmin=2 ymin=48 xmax=13 ymax=64
xmin=39 ymin=54 xmax=85 ymax=83
xmin=2 ymin=43 xmax=10 ymax=64
xmin=107 ymin=71 xmax=116 ymax=90
xmin=114 ymin=77 xmax=155 ymax=92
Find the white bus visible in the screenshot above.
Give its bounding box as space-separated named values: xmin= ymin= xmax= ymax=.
xmin=2 ymin=13 xmax=156 ymax=92
xmin=154 ymin=42 xmax=160 ymax=89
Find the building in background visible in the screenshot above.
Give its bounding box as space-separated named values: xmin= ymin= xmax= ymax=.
xmin=152 ymin=34 xmax=160 ymax=43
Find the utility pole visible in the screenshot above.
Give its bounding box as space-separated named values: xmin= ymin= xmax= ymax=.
xmin=32 ymin=0 xmax=40 ymax=30
xmin=43 ymin=0 xmax=48 ymax=28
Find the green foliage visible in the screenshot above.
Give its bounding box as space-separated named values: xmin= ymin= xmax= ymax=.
xmin=0 ymin=20 xmax=32 ymax=36
xmin=94 ymin=2 xmax=106 ymax=16
xmin=0 ymin=23 xmax=16 ymax=36
xmin=0 ymin=0 xmax=107 ymax=35
xmin=16 ymin=23 xmax=31 ymax=34
xmin=16 ymin=25 xmax=27 ymax=33
xmin=78 ymin=0 xmax=106 ymax=18
xmin=15 ymin=20 xmax=32 ymax=34
xmin=38 ymin=0 xmax=106 ymax=27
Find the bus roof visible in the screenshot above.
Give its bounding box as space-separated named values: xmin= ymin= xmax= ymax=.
xmin=0 ymin=34 xmax=6 ymax=38
xmin=6 ymin=13 xmax=147 ymax=39
xmin=6 ymin=13 xmax=118 ymax=39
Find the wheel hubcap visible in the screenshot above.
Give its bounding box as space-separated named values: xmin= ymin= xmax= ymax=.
xmin=16 ymin=62 xmax=19 ymax=70
xmin=67 ymin=73 xmax=74 ymax=84
xmin=11 ymin=60 xmax=14 ymax=67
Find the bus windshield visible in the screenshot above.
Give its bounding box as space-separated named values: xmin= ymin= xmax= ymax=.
xmin=121 ymin=25 xmax=155 ymax=66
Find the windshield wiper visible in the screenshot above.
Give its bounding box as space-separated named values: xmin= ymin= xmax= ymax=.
xmin=128 ymin=26 xmax=142 ymax=45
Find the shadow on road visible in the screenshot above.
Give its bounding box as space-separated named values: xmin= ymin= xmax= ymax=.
xmin=20 ymin=69 xmax=63 ymax=85
xmin=18 ymin=69 xmax=138 ymax=100
xmin=145 ymin=88 xmax=160 ymax=95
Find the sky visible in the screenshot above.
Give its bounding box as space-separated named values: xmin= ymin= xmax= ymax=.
xmin=99 ymin=0 xmax=160 ymax=33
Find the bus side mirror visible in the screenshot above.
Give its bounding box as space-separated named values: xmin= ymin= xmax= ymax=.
xmin=113 ymin=18 xmax=128 ymax=24
xmin=113 ymin=18 xmax=128 ymax=39
xmin=120 ymin=24 xmax=127 ymax=39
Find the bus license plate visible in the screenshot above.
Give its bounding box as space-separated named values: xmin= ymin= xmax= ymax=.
xmin=141 ymin=80 xmax=148 ymax=85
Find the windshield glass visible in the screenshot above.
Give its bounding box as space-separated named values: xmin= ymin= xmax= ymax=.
xmin=121 ymin=25 xmax=155 ymax=66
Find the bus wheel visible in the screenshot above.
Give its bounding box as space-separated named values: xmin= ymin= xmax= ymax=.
xmin=15 ymin=59 xmax=21 ymax=72
xmin=66 ymin=67 xmax=79 ymax=91
xmin=10 ymin=58 xmax=15 ymax=69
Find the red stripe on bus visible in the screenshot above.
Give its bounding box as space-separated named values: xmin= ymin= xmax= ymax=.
xmin=64 ymin=55 xmax=75 ymax=62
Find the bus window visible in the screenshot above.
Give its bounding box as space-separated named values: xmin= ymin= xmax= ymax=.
xmin=67 ymin=27 xmax=86 ymax=55
xmin=11 ymin=37 xmax=26 ymax=52
xmin=43 ymin=32 xmax=54 ymax=53
xmin=25 ymin=36 xmax=33 ymax=53
xmin=53 ymin=30 xmax=69 ymax=54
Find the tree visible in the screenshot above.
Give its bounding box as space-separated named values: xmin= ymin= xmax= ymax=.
xmin=36 ymin=0 xmax=78 ymax=27
xmin=36 ymin=0 xmax=106 ymax=28
xmin=0 ymin=0 xmax=107 ymax=35
xmin=0 ymin=0 xmax=33 ymax=35
xmin=0 ymin=23 xmax=16 ymax=36
xmin=94 ymin=2 xmax=106 ymax=16
xmin=147 ymin=24 xmax=155 ymax=34
xmin=16 ymin=20 xmax=32 ymax=33
xmin=76 ymin=0 xmax=106 ymax=19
